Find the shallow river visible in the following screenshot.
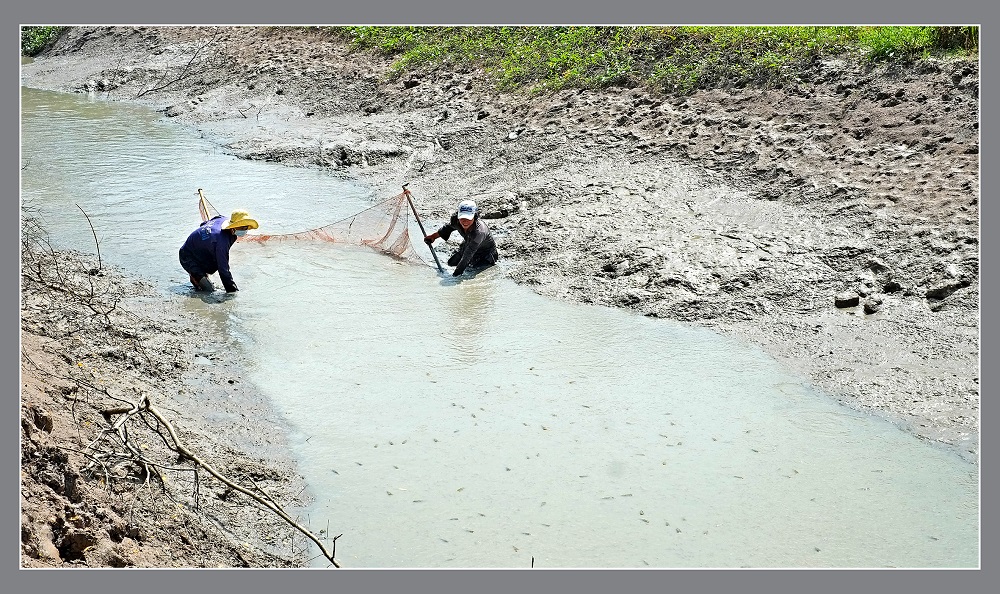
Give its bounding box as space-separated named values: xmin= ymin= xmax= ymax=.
xmin=20 ymin=85 xmax=978 ymax=568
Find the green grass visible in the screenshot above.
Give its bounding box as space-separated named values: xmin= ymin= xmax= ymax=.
xmin=21 ymin=26 xmax=65 ymax=56
xmin=325 ymin=26 xmax=978 ymax=94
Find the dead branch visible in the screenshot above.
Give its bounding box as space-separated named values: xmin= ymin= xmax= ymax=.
xmin=134 ymin=30 xmax=222 ymax=99
xmin=99 ymin=396 xmax=341 ymax=567
xmin=75 ymin=203 xmax=102 ymax=271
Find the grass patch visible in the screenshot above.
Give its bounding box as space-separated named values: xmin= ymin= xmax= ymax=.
xmin=21 ymin=26 xmax=66 ymax=56
xmin=325 ymin=26 xmax=978 ymax=94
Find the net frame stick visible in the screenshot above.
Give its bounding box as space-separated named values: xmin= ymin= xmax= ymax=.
xmin=402 ymin=184 xmax=444 ymax=273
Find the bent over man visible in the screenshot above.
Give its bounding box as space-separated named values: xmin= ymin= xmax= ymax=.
xmin=424 ymin=199 xmax=499 ymax=277
xmin=179 ymin=209 xmax=258 ymax=293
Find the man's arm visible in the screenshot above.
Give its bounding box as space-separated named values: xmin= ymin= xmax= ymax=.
xmin=215 ymin=238 xmax=238 ymax=292
xmin=452 ymin=230 xmax=485 ymax=276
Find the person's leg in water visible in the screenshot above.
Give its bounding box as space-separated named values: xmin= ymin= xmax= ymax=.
xmin=190 ymin=274 xmax=214 ymax=291
xmin=451 ymin=247 xmax=499 ymax=275
xmin=180 ymin=249 xmax=215 ymax=292
xmin=470 ymin=247 xmax=499 ymax=269
xmin=447 ymin=245 xmax=466 ymax=267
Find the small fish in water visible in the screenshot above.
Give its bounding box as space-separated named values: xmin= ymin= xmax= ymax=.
xmin=522 ymin=532 xmax=531 ymax=536
xmin=413 ymin=499 xmax=424 ymax=503
xmin=355 ymin=462 xmax=363 ymax=466
xmin=540 ymin=501 xmax=546 ymax=507
xmin=458 ymin=487 xmax=465 ymax=492
xmin=541 ymin=523 xmax=551 ymax=527
xmin=387 ymin=491 xmax=392 ymax=496
xmin=621 ymin=493 xmax=633 ymax=497
xmin=513 ymin=546 xmax=519 ymax=552
xmin=602 ymin=496 xmax=614 ymax=500
xmin=478 ymin=513 xmax=486 ymax=517
xmin=440 ymin=538 xmax=449 ymax=543
xmin=640 ymin=519 xmax=649 ymax=524
xmin=433 ymin=438 xmax=439 ymax=442
xmin=676 ymin=528 xmax=682 ymax=533
xmin=331 ymin=469 xmax=339 ymax=475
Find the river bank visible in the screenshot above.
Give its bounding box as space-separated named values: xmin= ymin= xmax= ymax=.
xmin=19 ymin=240 xmax=315 ymax=567
xmin=20 ymin=25 xmax=980 ymax=566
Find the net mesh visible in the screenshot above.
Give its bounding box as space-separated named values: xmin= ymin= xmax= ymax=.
xmin=197 ymin=189 xmax=432 ymax=267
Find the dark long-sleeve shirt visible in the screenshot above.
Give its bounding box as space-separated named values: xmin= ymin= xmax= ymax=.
xmin=437 ymin=214 xmax=497 ymax=276
xmin=179 ymin=216 xmax=238 ymax=291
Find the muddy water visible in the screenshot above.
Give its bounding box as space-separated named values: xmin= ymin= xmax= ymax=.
xmin=20 ymin=86 xmax=979 ymax=568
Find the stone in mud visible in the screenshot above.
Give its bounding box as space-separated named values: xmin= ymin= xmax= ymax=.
xmin=863 ymin=299 xmax=881 ymax=315
xmin=925 ymin=279 xmax=971 ymax=301
xmin=32 ymin=407 xmax=54 ymax=433
xmin=834 ymin=291 xmax=860 ymax=308
xmin=163 ymin=105 xmax=187 ymax=118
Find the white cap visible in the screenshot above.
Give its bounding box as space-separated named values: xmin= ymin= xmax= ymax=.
xmin=457 ymin=200 xmax=477 ymax=220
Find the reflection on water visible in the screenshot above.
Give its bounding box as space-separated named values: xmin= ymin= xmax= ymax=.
xmin=21 ymin=85 xmax=979 ymax=569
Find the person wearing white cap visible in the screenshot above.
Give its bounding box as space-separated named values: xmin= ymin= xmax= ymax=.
xmin=179 ymin=209 xmax=259 ymax=292
xmin=424 ymin=199 xmax=499 ymax=277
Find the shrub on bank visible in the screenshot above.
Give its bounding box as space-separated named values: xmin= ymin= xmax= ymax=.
xmin=326 ymin=26 xmax=979 ymax=94
xmin=21 ymin=26 xmax=65 ymax=56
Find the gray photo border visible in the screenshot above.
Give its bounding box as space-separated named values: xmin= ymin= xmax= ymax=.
xmin=5 ymin=1 xmax=994 ymax=593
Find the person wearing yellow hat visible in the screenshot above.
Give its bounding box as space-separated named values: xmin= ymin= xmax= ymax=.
xmin=178 ymin=209 xmax=259 ymax=293
xmin=423 ymin=199 xmax=499 ymax=277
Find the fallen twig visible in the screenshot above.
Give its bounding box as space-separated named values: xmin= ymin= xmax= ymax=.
xmin=101 ymin=396 xmax=342 ymax=567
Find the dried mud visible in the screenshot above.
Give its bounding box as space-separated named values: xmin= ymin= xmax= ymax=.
xmin=20 ymin=26 xmax=980 ymax=566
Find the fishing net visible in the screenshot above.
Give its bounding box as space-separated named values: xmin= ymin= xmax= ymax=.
xmin=197 ymin=189 xmax=436 ymax=268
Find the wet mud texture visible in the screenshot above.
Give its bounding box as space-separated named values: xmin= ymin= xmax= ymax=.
xmin=19 ymin=241 xmax=321 ymax=567
xmin=21 ymin=26 xmax=978 ymax=470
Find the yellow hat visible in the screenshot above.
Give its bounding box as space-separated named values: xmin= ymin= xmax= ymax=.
xmin=223 ymin=210 xmax=259 ymax=230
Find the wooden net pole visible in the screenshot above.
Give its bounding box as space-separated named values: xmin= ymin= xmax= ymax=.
xmin=402 ymin=184 xmax=444 ymax=273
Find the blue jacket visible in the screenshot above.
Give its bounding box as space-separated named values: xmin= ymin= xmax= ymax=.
xmin=179 ymin=216 xmax=238 ymax=291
